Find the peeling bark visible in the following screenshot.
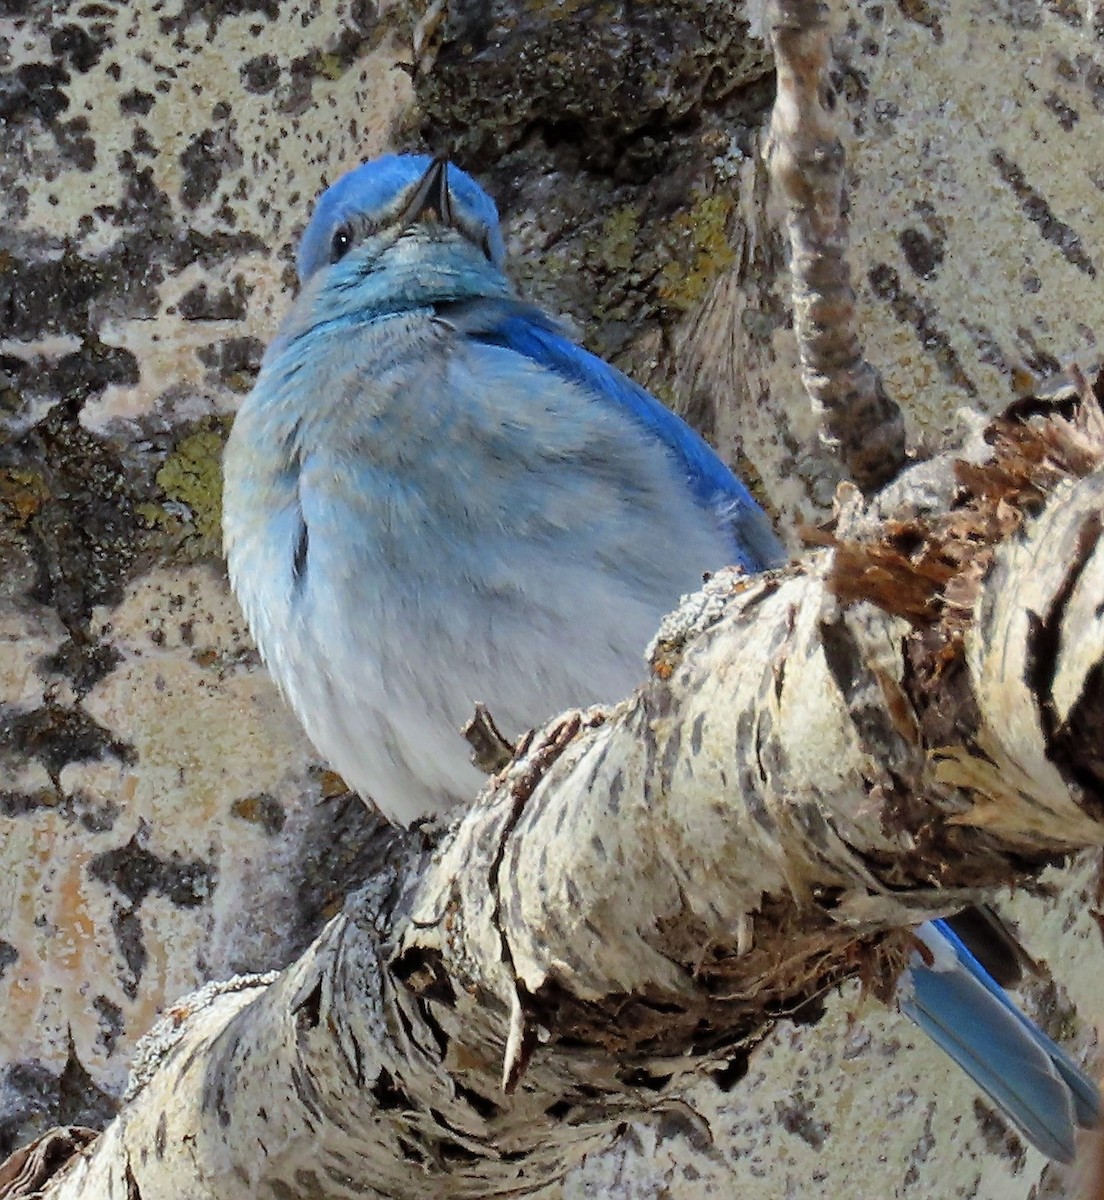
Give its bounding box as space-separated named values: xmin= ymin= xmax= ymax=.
xmin=23 ymin=393 xmax=1104 ymax=1200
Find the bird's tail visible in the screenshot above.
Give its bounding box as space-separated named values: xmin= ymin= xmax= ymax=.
xmin=899 ymin=919 xmax=1099 ymax=1162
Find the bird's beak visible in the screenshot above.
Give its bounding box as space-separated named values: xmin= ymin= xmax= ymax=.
xmin=398 ymin=155 xmax=454 ymax=231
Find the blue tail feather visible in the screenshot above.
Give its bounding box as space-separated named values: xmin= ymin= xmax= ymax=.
xmin=899 ymin=919 xmax=1099 ymax=1162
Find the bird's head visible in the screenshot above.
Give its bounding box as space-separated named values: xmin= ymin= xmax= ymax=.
xmin=292 ymin=154 xmax=510 ymax=318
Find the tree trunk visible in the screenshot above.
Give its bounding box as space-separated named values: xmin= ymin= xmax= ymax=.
xmin=2 ymin=1 xmax=1104 ymax=1196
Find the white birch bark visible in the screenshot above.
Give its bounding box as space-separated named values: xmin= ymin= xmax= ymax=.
xmin=25 ymin=398 xmax=1104 ymax=1199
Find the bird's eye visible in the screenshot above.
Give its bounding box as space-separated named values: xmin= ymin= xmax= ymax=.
xmin=330 ymin=224 xmax=354 ymax=263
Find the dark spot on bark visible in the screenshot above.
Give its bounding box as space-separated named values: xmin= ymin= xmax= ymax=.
xmin=657 ymin=1106 xmax=713 ymax=1151
xmin=2 ymin=400 xmax=153 ymax=633
xmin=1055 ymin=54 xmax=1079 ymax=82
xmin=160 ymin=0 xmax=279 ymax=34
xmin=111 ymin=906 xmax=147 ymax=998
xmin=230 ymin=792 xmax=287 ymax=835
xmin=56 ymin=339 xmax=141 ymax=396
xmin=350 ymin=0 xmax=379 ymax=33
xmin=659 ymin=721 xmax=682 ymax=794
xmin=90 ymin=834 xmax=216 ymax=909
xmin=894 ymin=0 xmax=943 ymax=40
xmin=293 ymin=1169 xmax=327 ymax=1192
xmin=104 ymin=158 xmax=175 ymax=240
xmin=0 ymin=790 xmax=57 ymax=818
xmin=119 ymin=88 xmax=156 ymax=115
xmin=154 ymin=1110 xmax=167 ymax=1158
xmin=93 ymin=995 xmax=125 ymax=1057
xmin=55 ymin=117 xmax=97 ymax=170
xmin=132 ymin=126 xmax=157 ymax=158
xmin=178 ymin=277 xmax=251 ymax=321
xmin=0 ymin=940 xmax=17 ymax=979
xmin=172 ymin=228 xmax=268 ymax=270
xmin=42 ymin=638 xmax=122 ymax=697
xmin=0 ymin=703 xmax=135 ymax=781
xmin=736 ymin=705 xmax=773 ymax=831
xmin=0 ymin=247 xmax=146 ymax=339
xmin=1043 ymin=0 xmax=1083 ymax=26
xmin=57 ymin=1035 xmax=119 ymax=1131
xmin=973 ymin=1098 xmax=1028 ymax=1166
xmin=546 ymin=1098 xmax=573 ymax=1119
xmin=278 ymin=52 xmax=321 ymax=116
xmin=197 ymin=335 xmax=264 ymax=392
xmin=0 ymin=63 xmax=71 ymax=124
xmin=211 ymin=1077 xmax=232 ymax=1127
xmin=778 ymin=1096 xmax=830 ymax=1148
xmin=50 ymin=24 xmax=108 ymax=73
xmin=178 ymin=127 xmax=242 ymax=210
xmin=873 ymin=97 xmax=899 ymax=123
xmin=867 ymin=264 xmax=978 ymax=396
xmin=241 ymin=53 xmax=280 ymax=93
xmin=991 ymin=150 xmax=1097 ymax=277
xmin=1044 ymin=91 xmax=1080 ymax=129
xmin=898 ymin=227 xmax=943 ymax=279
xmin=290 ymin=1063 xmax=323 ymax=1119
xmin=835 ymin=63 xmax=870 ymax=109
xmin=1014 ymin=325 xmax=1063 ymax=378
xmin=961 ymin=321 xmax=1013 ymax=374
xmin=77 ymin=794 xmax=120 ymax=833
xmin=607 ymin=767 xmax=624 ymax=813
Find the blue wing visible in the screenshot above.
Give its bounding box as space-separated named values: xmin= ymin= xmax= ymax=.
xmin=437 ymin=298 xmax=786 ymax=575
xmin=901 ymin=919 xmax=1099 ymax=1161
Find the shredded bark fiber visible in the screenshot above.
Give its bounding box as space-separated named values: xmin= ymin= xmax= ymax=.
xmin=814 ymin=366 xmax=1104 ymax=632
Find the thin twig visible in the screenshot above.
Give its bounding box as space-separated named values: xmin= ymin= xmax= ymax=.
xmin=767 ymin=0 xmax=908 ymax=493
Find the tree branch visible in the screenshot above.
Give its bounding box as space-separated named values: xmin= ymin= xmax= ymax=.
xmin=768 ymin=0 xmax=908 ymax=491
xmin=31 ymin=389 xmax=1104 ymax=1199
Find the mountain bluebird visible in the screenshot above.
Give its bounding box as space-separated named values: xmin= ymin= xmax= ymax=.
xmin=223 ymin=153 xmax=1098 ymax=1161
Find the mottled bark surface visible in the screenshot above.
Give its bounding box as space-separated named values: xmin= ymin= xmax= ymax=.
xmin=3 ymin=1 xmax=1104 ymax=1196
